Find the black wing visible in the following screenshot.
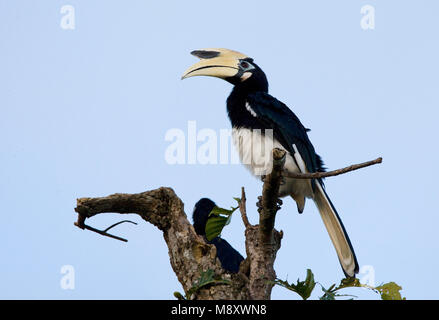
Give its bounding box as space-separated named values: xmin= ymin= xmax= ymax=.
xmin=209 ymin=237 xmax=244 ymax=273
xmin=246 ymin=91 xmax=325 ymax=174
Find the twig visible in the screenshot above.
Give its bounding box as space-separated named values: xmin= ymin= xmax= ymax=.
xmin=74 ymin=218 xmax=137 ymax=242
xmin=103 ymin=220 xmax=137 ymax=232
xmin=285 ymin=157 xmax=382 ymax=179
xmin=239 ymin=187 xmax=251 ymax=229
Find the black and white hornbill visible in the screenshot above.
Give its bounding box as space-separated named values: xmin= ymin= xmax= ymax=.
xmin=192 ymin=198 xmax=244 ymax=273
xmin=182 ymin=48 xmax=359 ymax=277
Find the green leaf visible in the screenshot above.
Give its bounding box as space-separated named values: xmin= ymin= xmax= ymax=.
xmin=376 ymin=282 xmax=405 ymax=300
xmin=337 ymin=277 xmax=362 ymax=290
xmin=274 ymin=269 xmax=405 ymax=301
xmin=209 ymin=206 xmax=235 ymax=216
xmin=173 ymin=291 xmax=186 ymax=300
xmin=319 ymin=278 xmax=361 ymax=300
xmin=205 ymin=215 xmax=229 ymax=241
xmin=319 ymin=286 xmax=336 ymax=300
xmin=274 ymin=269 xmax=316 ymax=300
xmin=205 ymin=204 xmax=239 ymax=241
xmin=319 ymin=286 xmax=357 ymax=300
xmin=186 ymin=269 xmax=231 ymax=299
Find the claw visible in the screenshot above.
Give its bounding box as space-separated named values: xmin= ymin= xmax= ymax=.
xmin=275 ymin=198 xmax=283 ymax=211
xmin=256 ymin=196 xmax=263 ymax=213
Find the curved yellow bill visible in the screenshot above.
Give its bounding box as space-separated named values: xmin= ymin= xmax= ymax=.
xmin=181 ymin=48 xmax=249 ymax=80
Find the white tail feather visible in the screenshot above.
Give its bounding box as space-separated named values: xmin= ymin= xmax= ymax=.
xmin=313 ymin=181 xmax=358 ymax=277
xmin=292 ymin=144 xmax=358 ymax=277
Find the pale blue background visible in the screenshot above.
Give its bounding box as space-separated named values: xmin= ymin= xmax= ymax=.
xmin=1 ymin=0 xmax=438 ymax=299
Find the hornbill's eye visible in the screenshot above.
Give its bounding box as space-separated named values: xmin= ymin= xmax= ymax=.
xmin=239 ymin=61 xmax=253 ymax=71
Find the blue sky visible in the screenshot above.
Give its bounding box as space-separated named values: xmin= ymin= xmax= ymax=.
xmin=1 ymin=0 xmax=438 ymax=299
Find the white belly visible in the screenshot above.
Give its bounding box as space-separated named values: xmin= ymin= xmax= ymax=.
xmin=232 ymin=128 xmax=313 ymax=198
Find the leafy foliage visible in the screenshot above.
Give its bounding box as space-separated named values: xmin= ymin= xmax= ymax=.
xmin=174 ymin=269 xmax=231 ymax=300
xmin=376 ymin=282 xmax=405 ymax=300
xmin=274 ymin=269 xmax=405 ymax=300
xmin=273 ymin=269 xmax=316 ymax=300
xmin=205 ymin=201 xmax=239 ymax=241
xmin=319 ymin=277 xmax=361 ymax=300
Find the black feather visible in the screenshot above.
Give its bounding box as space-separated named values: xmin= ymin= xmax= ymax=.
xmin=227 ymin=89 xmax=326 ymax=173
xmin=192 ymin=198 xmax=215 ymax=236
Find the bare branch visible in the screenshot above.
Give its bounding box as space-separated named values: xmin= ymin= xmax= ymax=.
xmin=74 ymin=188 xmax=175 ymax=231
xmin=285 ymin=157 xmax=382 ymax=179
xmin=74 ymin=221 xmax=133 ymax=242
xmin=103 ymin=220 xmax=138 ymax=233
xmin=259 ymin=148 xmax=286 ymax=245
xmin=239 ymin=187 xmax=251 ymax=229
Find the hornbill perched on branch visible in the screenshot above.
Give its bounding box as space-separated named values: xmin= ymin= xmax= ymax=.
xmin=182 ymin=48 xmax=359 ymax=277
xmin=192 ymin=198 xmax=244 ymax=273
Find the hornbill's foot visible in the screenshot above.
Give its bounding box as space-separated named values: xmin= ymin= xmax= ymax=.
xmin=277 ymin=198 xmax=283 ymax=210
xmin=257 ymin=197 xmax=283 ymax=212
xmin=276 ymin=198 xmax=283 ymax=211
xmin=257 ymin=196 xmax=263 ymax=213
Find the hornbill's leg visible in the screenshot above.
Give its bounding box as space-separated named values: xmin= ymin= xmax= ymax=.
xmin=256 ymin=197 xmax=283 ymax=213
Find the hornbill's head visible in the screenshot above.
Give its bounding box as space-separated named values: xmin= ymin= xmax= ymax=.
xmin=182 ymin=48 xmax=268 ymax=92
xmin=192 ymin=198 xmax=216 ymax=236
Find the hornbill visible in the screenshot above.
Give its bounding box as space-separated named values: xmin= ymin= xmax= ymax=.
xmin=182 ymin=48 xmax=359 ymax=277
xmin=192 ymin=198 xmax=244 ymax=273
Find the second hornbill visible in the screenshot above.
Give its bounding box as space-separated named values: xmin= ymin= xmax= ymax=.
xmin=193 ymin=198 xmax=244 ymax=273
xmin=182 ymin=48 xmax=359 ymax=277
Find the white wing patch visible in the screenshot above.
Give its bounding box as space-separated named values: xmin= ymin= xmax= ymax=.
xmin=292 ymin=144 xmax=307 ymax=173
xmin=245 ymin=101 xmax=257 ymax=117
xmin=231 ymin=129 xmax=313 ymax=198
